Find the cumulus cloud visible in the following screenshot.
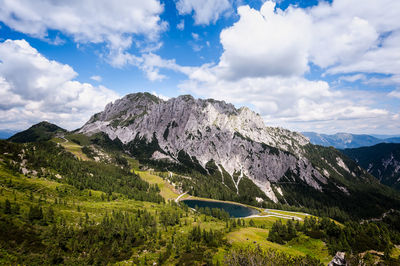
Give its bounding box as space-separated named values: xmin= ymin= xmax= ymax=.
xmin=179 ymin=69 xmax=389 ymax=129
xmin=172 ymin=1 xmax=399 ymax=133
xmin=325 ymin=31 xmax=400 ymax=76
xmin=176 ymin=0 xmax=231 ymax=25
xmin=0 ymin=39 xmax=119 ymax=130
xmin=151 ymin=91 xmax=170 ymax=101
xmin=217 ymin=2 xmax=311 ymax=79
xmin=310 ymin=0 xmax=400 ymax=75
xmin=135 ymin=53 xmax=195 ymax=82
xmin=90 ymin=75 xmax=102 ymax=82
xmin=0 ymin=0 xmax=167 ymax=67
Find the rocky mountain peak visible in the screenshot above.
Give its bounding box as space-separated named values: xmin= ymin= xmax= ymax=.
xmin=79 ymin=93 xmax=365 ymax=203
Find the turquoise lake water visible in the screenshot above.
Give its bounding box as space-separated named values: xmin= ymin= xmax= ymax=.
xmin=181 ymin=199 xmax=259 ymax=218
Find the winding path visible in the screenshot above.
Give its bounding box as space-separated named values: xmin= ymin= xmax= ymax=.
xmin=175 ymin=191 xmax=188 ymax=203
xmin=245 ymin=209 xmax=308 ymax=220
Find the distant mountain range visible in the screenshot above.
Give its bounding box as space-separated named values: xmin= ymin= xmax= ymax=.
xmin=341 ymin=143 xmax=400 ymax=191
xmin=302 ymin=132 xmax=400 ymax=149
xmin=0 ymin=130 xmax=17 ymax=139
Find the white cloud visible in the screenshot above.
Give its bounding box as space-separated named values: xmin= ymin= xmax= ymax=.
xmin=191 ymin=33 xmax=200 ymax=40
xmin=338 ymin=74 xmax=366 ymax=83
xmin=325 ymin=31 xmax=400 ymax=76
xmin=171 ymin=1 xmax=399 ymax=133
xmin=192 ymin=44 xmax=203 ymax=52
xmin=116 ymin=53 xmax=195 ymax=82
xmin=0 ymin=0 xmax=167 ymax=67
xmin=364 ymin=75 xmax=400 ymax=86
xmin=217 ymin=2 xmax=312 ymax=79
xmin=0 ymin=39 xmax=119 ymax=130
xmin=151 ymin=91 xmax=170 ymax=101
xmin=179 ymin=70 xmax=389 ymax=128
xmin=177 ymin=19 xmax=185 ymax=30
xmin=309 ymin=0 xmax=400 ymax=76
xmin=212 ymin=0 xmax=400 ymax=80
xmin=139 ymin=0 xmax=400 ymax=132
xmin=176 ymin=0 xmax=231 ymax=25
xmin=90 ymin=75 xmax=102 ymax=82
xmin=389 ymin=89 xmax=400 ymax=99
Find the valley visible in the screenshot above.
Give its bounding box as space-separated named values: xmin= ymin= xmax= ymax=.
xmin=1 ymin=93 xmax=400 ymax=265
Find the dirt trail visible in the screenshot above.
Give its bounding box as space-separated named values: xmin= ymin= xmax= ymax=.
xmin=175 ymin=191 xmax=188 ymax=202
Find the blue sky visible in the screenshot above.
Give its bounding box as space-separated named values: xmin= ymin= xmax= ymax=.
xmin=0 ymin=0 xmax=399 ymax=135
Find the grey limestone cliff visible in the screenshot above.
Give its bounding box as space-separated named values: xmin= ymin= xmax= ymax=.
xmin=79 ymin=92 xmax=367 ymax=202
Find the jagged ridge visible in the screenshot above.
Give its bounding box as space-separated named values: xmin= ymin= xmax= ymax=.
xmin=79 ymin=93 xmax=377 ymax=204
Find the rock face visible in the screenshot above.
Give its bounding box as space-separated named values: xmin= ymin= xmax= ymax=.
xmin=328 ymin=252 xmax=347 ymax=266
xmin=79 ymin=93 xmax=368 ymax=202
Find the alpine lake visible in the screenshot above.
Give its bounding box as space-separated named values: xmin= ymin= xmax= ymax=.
xmin=181 ymin=199 xmax=259 ymax=218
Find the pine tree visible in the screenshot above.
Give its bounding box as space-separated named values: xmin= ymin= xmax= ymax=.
xmin=249 ymin=219 xmax=255 ymax=227
xmin=47 ymin=207 xmax=55 ymax=223
xmin=4 ymin=199 xmax=11 ymax=214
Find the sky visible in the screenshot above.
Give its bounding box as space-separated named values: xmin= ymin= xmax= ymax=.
xmin=0 ymin=0 xmax=399 ymax=135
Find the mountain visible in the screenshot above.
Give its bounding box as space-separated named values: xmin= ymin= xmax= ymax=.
xmin=79 ymin=92 xmax=400 ymax=220
xmin=302 ymin=132 xmax=400 ymax=149
xmin=0 ymin=130 xmax=17 ymax=139
xmin=341 ymin=143 xmax=400 ymax=190
xmin=371 ymin=134 xmax=400 ymax=139
xmin=1 ymin=93 xmax=400 ymax=265
xmin=8 ymin=121 xmax=67 ymax=143
xmin=385 ymin=137 xmax=400 ymax=143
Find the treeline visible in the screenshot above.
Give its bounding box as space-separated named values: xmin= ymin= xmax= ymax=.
xmin=1 ymin=196 xmax=226 ymax=265
xmin=0 ymin=140 xmax=164 ymax=203
xmin=268 ymin=216 xmax=400 ymax=259
xmin=1 ymin=208 xmax=158 ymax=264
xmin=195 ymin=206 xmax=231 ymax=221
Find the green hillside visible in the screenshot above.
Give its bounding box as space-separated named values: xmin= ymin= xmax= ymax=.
xmin=342 ymin=143 xmax=400 ymax=190
xmin=1 ymin=139 xmax=400 ymax=265
xmin=8 ymin=121 xmax=67 ymax=143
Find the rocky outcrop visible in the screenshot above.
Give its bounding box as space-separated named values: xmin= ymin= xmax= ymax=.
xmin=79 ymin=92 xmax=362 ymax=202
xmin=328 ymin=252 xmax=347 ymax=266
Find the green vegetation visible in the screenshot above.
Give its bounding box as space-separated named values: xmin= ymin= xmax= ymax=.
xmin=0 ymin=138 xmax=332 ymax=265
xmin=224 ymin=245 xmax=323 ymax=265
xmin=2 ymin=135 xmax=400 ymax=265
xmin=136 ymin=170 xmax=179 ymax=201
xmin=341 ymin=143 xmax=400 ymax=190
xmin=267 ymin=216 xmax=400 ymax=264
xmin=0 ymin=140 xmax=163 ymax=203
xmin=8 ymin=121 xmax=66 ymax=143
xmin=0 ymin=141 xmax=229 ymax=264
xmin=226 ymin=221 xmax=331 ymax=264
xmin=125 ymin=137 xmax=400 ymax=223
xmin=53 ymin=136 xmax=90 ymax=160
xmin=274 ymin=144 xmax=400 ymax=222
